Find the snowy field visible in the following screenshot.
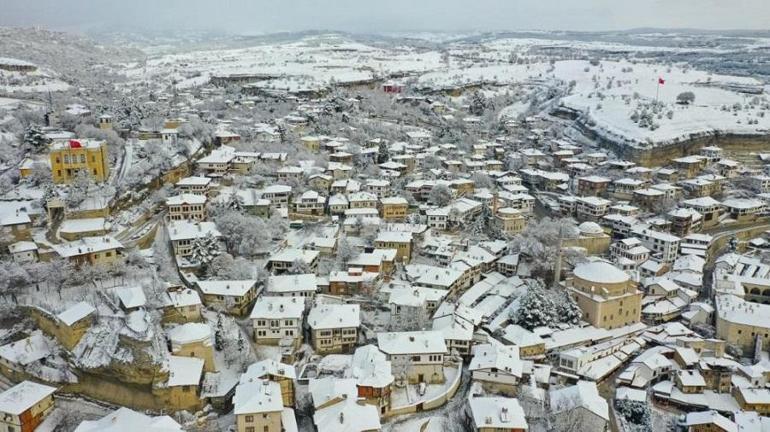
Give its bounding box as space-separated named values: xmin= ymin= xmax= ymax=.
xmin=117 ymin=34 xmax=445 ymax=91
xmin=0 ymin=65 xmax=70 ymax=93
xmin=107 ymin=33 xmax=770 ymax=149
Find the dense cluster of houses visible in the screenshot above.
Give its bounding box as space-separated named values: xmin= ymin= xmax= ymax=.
xmin=4 ymin=51 xmax=770 ymax=432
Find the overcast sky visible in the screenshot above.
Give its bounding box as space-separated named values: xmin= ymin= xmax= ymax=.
xmin=2 ymin=0 xmax=768 ymax=34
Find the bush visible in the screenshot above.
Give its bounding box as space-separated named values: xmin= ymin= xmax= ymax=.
xmin=677 ymin=91 xmax=696 ymax=105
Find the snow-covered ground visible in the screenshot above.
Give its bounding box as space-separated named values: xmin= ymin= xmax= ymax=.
xmin=117 ymin=34 xmax=445 ymax=92
xmin=0 ymin=67 xmax=70 ymax=93
xmin=421 ymin=58 xmax=769 ymax=147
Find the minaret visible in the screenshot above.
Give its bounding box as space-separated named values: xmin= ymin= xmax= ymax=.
xmin=553 ymin=224 xmax=564 ymax=286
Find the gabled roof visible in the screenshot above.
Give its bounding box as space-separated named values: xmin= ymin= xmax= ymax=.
xmin=0 ymin=381 xmax=56 ymax=415
xmin=469 ymin=343 xmax=522 ymax=378
xmin=308 ymin=304 xmax=360 ymax=330
xmin=73 ymin=407 xmax=183 ymax=432
xmin=241 ymin=359 xmax=297 ymax=382
xmin=550 ymin=381 xmax=609 ymax=421
xmin=234 ymin=379 xmax=283 ymax=414
xmin=377 ymin=330 xmax=447 ymax=355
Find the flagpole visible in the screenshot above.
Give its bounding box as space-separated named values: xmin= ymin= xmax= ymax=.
xmin=656 ymin=80 xmax=660 ymax=104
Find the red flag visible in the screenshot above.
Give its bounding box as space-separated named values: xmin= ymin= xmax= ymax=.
xmin=69 ymin=139 xmax=82 ymax=148
xmin=658 ymin=77 xmax=665 ymax=85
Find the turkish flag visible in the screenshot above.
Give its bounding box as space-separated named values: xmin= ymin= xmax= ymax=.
xmin=658 ymin=77 xmax=665 ymax=85
xmin=69 ymin=139 xmax=82 ymax=148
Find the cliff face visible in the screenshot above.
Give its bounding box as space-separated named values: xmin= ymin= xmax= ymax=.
xmin=575 ymin=120 xmax=770 ymax=167
xmin=623 ymin=135 xmax=770 ymax=167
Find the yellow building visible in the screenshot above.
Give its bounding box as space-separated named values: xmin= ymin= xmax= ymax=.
xmin=50 ymin=139 xmax=109 ymax=184
xmin=0 ymin=381 xmax=57 ymax=432
xmin=242 ymin=360 xmax=297 ymax=407
xmin=157 ymin=355 xmax=204 ymax=411
xmin=716 ymin=294 xmax=770 ymax=353
xmin=163 ymin=287 xmax=203 ymax=323
xmin=53 ymin=302 xmax=96 ymax=350
xmin=379 ymin=197 xmax=409 ymax=221
xmin=98 ymin=115 xmax=113 ymax=130
xmin=374 ymin=231 xmax=412 ymax=263
xmin=496 ymin=207 xmax=526 ymax=236
xmin=733 ymin=387 xmax=770 ymax=415
xmin=301 ymin=136 xmax=321 ymax=152
xmin=233 ymin=380 xmax=287 ymax=432
xmin=563 ymin=222 xmax=612 ymax=255
xmin=501 ymin=324 xmax=546 ymax=359
xmin=308 ymin=304 xmax=360 ymax=354
xmin=52 ymin=236 xmax=123 ymax=266
xmin=167 ymin=323 xmax=216 ymax=373
xmin=568 ymin=261 xmax=642 ymax=330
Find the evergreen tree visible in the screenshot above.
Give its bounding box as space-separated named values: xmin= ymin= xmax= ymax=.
xmin=377 ymin=140 xmax=390 ymax=164
xmin=215 ymin=314 xmax=224 ymax=351
xmin=226 ymin=192 xmax=244 ymax=212
xmin=469 ymin=91 xmax=488 ymax=116
xmin=512 ymin=284 xmax=555 ymax=330
xmin=23 ymin=124 xmax=49 ymax=151
xmin=191 ymin=232 xmax=222 ymax=269
xmin=555 ymin=290 xmax=582 ymax=325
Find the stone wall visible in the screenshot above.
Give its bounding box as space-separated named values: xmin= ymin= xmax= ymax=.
xmin=603 ymin=133 xmax=767 ymax=168
xmin=25 ymin=306 xmax=91 ymax=351
xmin=569 ymin=115 xmax=770 ymax=167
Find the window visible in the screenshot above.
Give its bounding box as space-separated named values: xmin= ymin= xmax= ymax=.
xmin=245 ymin=428 xmax=254 ymax=432
xmin=411 ymin=355 xmax=421 ymax=362
xmin=245 ymin=415 xmax=254 ymax=422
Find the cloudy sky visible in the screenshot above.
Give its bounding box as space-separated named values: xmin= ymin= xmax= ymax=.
xmin=2 ymin=0 xmax=768 ymax=34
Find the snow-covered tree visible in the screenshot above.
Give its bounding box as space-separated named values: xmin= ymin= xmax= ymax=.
xmin=428 ymin=184 xmax=453 ymax=206
xmin=511 ymin=282 xmax=555 ymax=330
xmin=26 ymin=162 xmax=52 ymax=187
xmin=215 ymin=314 xmax=224 ymax=351
xmin=225 ymin=192 xmax=244 ymax=212
xmin=65 ymin=170 xmax=95 ymax=208
xmin=468 ymin=91 xmax=488 ymax=116
xmin=213 ymin=211 xmax=271 ymax=257
xmin=676 ymin=91 xmax=696 ymax=105
xmin=377 ymin=140 xmax=390 ymax=164
xmin=470 ymin=172 xmax=494 ymax=189
xmin=207 ymin=253 xmax=255 ymax=279
xmin=509 ymin=217 xmax=578 ymax=280
xmin=615 ymin=399 xmax=652 ymax=432
xmin=555 ymin=290 xmax=582 ymax=326
xmin=23 ymin=124 xmax=49 ymax=152
xmin=288 ymin=259 xmax=311 ymax=275
xmin=468 ymin=203 xmax=499 ymax=238
xmin=335 ymin=236 xmax=356 ymax=269
xmin=190 ymin=232 xmax=222 ymax=269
